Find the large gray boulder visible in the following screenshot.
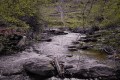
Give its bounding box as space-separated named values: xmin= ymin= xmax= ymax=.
xmin=23 ymin=58 xmax=55 ymax=79
xmin=64 ymin=66 xmax=116 ymax=79
xmin=89 ymin=66 xmax=115 ymax=77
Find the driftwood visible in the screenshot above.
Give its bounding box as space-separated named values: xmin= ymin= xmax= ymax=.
xmin=52 ymin=57 xmax=65 ymax=78
xmin=17 ymin=36 xmax=26 ymax=47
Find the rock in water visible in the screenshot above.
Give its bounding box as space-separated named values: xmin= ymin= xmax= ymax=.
xmin=39 ymin=38 xmax=52 ymax=42
xmin=68 ymin=48 xmax=78 ymax=51
xmin=64 ymin=66 xmax=116 ymax=79
xmin=72 ymin=41 xmax=79 ymax=44
xmin=89 ymin=66 xmax=115 ymax=78
xmin=23 ymin=58 xmax=55 ymax=79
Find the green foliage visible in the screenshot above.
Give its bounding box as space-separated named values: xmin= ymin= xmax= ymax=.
xmin=88 ymin=0 xmax=120 ymax=27
xmin=0 ymin=0 xmax=52 ymax=53
xmin=0 ymin=0 xmax=51 ymax=28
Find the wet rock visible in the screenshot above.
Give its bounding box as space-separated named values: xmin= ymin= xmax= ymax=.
xmin=77 ymin=45 xmax=90 ymax=50
xmin=65 ymin=66 xmax=116 ymax=79
xmin=0 ymin=74 xmax=31 ymax=80
xmin=65 ymin=68 xmax=89 ymax=79
xmin=46 ymin=55 xmax=53 ymax=58
xmin=2 ymin=71 xmax=23 ymax=76
xmin=79 ymin=38 xmax=97 ymax=42
xmin=68 ymin=48 xmax=78 ymax=51
xmin=24 ymin=58 xmax=55 ymax=79
xmin=1 ymin=63 xmax=24 ymax=76
xmin=70 ymin=26 xmax=99 ymax=34
xmin=70 ymin=27 xmax=85 ymax=33
xmin=89 ymin=66 xmax=115 ymax=77
xmin=32 ymin=46 xmax=41 ymax=54
xmin=72 ymin=69 xmax=89 ymax=79
xmin=58 ymin=27 xmax=70 ymax=31
xmin=91 ymin=26 xmax=99 ymax=32
xmin=92 ymin=34 xmax=101 ymax=38
xmin=77 ymin=42 xmax=92 ymax=50
xmin=64 ymin=65 xmax=74 ymax=69
xmin=39 ymin=38 xmax=52 ymax=42
xmin=72 ymin=41 xmax=79 ymax=44
xmin=54 ymin=30 xmax=68 ymax=35
xmin=68 ymin=45 xmax=77 ymax=48
xmin=66 ymin=54 xmax=73 ymax=57
xmin=48 ymin=29 xmax=68 ymax=35
xmin=59 ymin=61 xmax=65 ymax=64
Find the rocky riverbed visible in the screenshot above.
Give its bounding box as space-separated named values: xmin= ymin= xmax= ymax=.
xmin=0 ymin=29 xmax=120 ymax=80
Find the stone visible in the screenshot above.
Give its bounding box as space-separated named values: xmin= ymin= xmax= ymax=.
xmin=48 ymin=29 xmax=68 ymax=35
xmin=64 ymin=66 xmax=116 ymax=79
xmin=0 ymin=74 xmax=31 ymax=80
xmin=39 ymin=38 xmax=52 ymax=42
xmin=89 ymin=66 xmax=115 ymax=77
xmin=23 ymin=58 xmax=55 ymax=79
xmin=79 ymin=38 xmax=97 ymax=42
xmin=72 ymin=41 xmax=79 ymax=44
xmin=64 ymin=68 xmax=89 ymax=79
xmin=68 ymin=48 xmax=78 ymax=51
xmin=77 ymin=45 xmax=90 ymax=50
xmin=66 ymin=54 xmax=73 ymax=57
xmin=68 ymin=45 xmax=77 ymax=48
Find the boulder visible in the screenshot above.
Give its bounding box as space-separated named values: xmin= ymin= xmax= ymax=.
xmin=65 ymin=66 xmax=116 ymax=79
xmin=54 ymin=30 xmax=68 ymax=35
xmin=47 ymin=29 xmax=68 ymax=35
xmin=39 ymin=38 xmax=52 ymax=42
xmin=23 ymin=58 xmax=55 ymax=79
xmin=68 ymin=45 xmax=77 ymax=48
xmin=92 ymin=34 xmax=101 ymax=38
xmin=72 ymin=41 xmax=80 ymax=44
xmin=77 ymin=45 xmax=90 ymax=50
xmin=0 ymin=74 xmax=31 ymax=80
xmin=89 ymin=66 xmax=115 ymax=79
xmin=79 ymin=38 xmax=97 ymax=42
xmin=66 ymin=54 xmax=73 ymax=57
xmin=68 ymin=48 xmax=78 ymax=51
xmin=64 ymin=68 xmax=89 ymax=79
xmin=70 ymin=27 xmax=85 ymax=33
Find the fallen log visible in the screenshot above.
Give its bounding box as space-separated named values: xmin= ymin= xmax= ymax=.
xmin=53 ymin=57 xmax=65 ymax=78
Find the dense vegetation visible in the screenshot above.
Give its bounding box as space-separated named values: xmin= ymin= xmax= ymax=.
xmin=0 ymin=0 xmax=50 ymax=53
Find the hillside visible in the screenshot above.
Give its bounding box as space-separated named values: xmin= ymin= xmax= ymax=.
xmin=41 ymin=0 xmax=120 ymax=28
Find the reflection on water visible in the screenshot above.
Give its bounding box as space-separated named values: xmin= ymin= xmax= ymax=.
xmin=82 ymin=50 xmax=107 ymax=60
xmin=69 ymin=49 xmax=107 ymax=61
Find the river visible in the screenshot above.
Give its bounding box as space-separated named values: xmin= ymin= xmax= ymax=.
xmin=0 ymin=32 xmax=119 ymax=80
